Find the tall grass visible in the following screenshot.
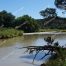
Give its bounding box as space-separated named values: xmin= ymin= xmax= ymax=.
xmin=41 ymin=49 xmax=66 ymax=66
xmin=0 ymin=28 xmax=23 ymax=39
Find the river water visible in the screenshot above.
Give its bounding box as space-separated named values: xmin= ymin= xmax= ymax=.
xmin=0 ymin=34 xmax=66 ymax=66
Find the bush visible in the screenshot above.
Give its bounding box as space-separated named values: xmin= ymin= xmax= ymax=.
xmin=0 ymin=28 xmax=23 ymax=39
xmin=41 ymin=49 xmax=66 ymax=66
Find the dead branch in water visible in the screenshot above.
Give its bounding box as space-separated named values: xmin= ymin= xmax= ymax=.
xmin=22 ymin=37 xmax=66 ymax=63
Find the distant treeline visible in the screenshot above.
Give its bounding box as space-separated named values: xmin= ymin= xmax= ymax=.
xmin=37 ymin=7 xmax=66 ymax=29
xmin=0 ymin=8 xmax=66 ymax=33
xmin=37 ymin=16 xmax=66 ymax=29
xmin=0 ymin=10 xmax=39 ymax=33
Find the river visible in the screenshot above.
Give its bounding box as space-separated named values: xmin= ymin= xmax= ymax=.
xmin=0 ymin=34 xmax=66 ymax=66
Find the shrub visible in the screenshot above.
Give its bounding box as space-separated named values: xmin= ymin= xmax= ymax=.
xmin=0 ymin=28 xmax=23 ymax=39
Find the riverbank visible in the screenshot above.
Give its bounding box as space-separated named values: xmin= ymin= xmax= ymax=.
xmin=41 ymin=49 xmax=66 ymax=66
xmin=23 ymin=32 xmax=66 ymax=35
xmin=0 ymin=33 xmax=66 ymax=66
xmin=0 ymin=28 xmax=23 ymax=39
xmin=39 ymin=29 xmax=66 ymax=32
xmin=1 ymin=28 xmax=66 ymax=39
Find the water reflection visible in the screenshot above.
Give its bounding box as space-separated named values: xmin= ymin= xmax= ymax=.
xmin=0 ymin=34 xmax=66 ymax=47
xmin=20 ymin=51 xmax=50 ymax=61
xmin=0 ymin=34 xmax=66 ymax=66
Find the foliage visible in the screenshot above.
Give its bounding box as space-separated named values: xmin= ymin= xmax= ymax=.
xmin=0 ymin=10 xmax=66 ymax=33
xmin=0 ymin=28 xmax=23 ymax=39
xmin=15 ymin=15 xmax=39 ymax=32
xmin=41 ymin=49 xmax=66 ymax=66
xmin=41 ymin=59 xmax=65 ymax=66
xmin=39 ymin=8 xmax=66 ymax=29
xmin=0 ymin=10 xmax=40 ymax=33
xmin=40 ymin=37 xmax=66 ymax=66
xmin=0 ymin=10 xmax=15 ymax=27
xmin=39 ymin=29 xmax=66 ymax=32
xmin=37 ymin=16 xmax=66 ymax=29
xmin=22 ymin=36 xmax=66 ymax=65
xmin=54 ymin=0 xmax=66 ymax=10
xmin=40 ymin=8 xmax=57 ymax=18
xmin=39 ymin=8 xmax=58 ymax=29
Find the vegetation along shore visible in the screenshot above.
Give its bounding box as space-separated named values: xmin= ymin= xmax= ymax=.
xmin=0 ymin=9 xmax=66 ymax=39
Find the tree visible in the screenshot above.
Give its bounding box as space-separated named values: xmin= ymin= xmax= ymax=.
xmin=40 ymin=8 xmax=57 ymax=26
xmin=40 ymin=8 xmax=57 ymax=18
xmin=15 ymin=15 xmax=39 ymax=32
xmin=0 ymin=10 xmax=15 ymax=27
xmin=54 ymin=0 xmax=66 ymax=10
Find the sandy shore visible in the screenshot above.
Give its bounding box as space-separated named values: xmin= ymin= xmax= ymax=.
xmin=23 ymin=32 xmax=66 ymax=35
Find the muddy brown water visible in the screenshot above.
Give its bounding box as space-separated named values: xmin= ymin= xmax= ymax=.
xmin=0 ymin=34 xmax=66 ymax=66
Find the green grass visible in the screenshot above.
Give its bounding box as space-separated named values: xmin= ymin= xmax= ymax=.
xmin=39 ymin=29 xmax=66 ymax=32
xmin=41 ymin=59 xmax=66 ymax=66
xmin=41 ymin=49 xmax=66 ymax=66
xmin=0 ymin=28 xmax=23 ymax=39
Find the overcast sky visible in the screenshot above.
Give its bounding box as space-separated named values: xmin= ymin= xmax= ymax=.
xmin=0 ymin=0 xmax=66 ymax=19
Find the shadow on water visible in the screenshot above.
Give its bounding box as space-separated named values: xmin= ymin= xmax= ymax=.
xmin=20 ymin=51 xmax=50 ymax=61
xmin=19 ymin=51 xmax=51 ymax=66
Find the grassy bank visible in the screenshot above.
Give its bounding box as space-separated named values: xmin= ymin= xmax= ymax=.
xmin=0 ymin=28 xmax=23 ymax=39
xmin=41 ymin=49 xmax=66 ymax=66
xmin=39 ymin=29 xmax=66 ymax=32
